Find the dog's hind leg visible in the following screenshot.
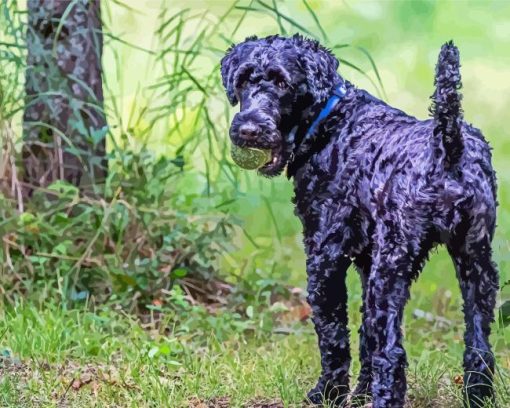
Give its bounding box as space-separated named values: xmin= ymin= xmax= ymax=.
xmin=306 ymin=243 xmax=351 ymax=406
xmin=365 ymin=252 xmax=411 ymax=408
xmin=364 ymin=220 xmax=434 ymax=408
xmin=448 ymin=233 xmax=499 ymax=408
xmin=351 ymin=253 xmax=373 ymax=407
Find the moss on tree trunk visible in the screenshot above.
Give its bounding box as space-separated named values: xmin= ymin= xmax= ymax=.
xmin=22 ymin=0 xmax=106 ymax=195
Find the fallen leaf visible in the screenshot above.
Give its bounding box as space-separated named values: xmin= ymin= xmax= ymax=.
xmin=80 ymin=372 xmax=93 ymax=384
xmin=71 ymin=379 xmax=82 ymax=390
xmin=286 ymin=303 xmax=312 ymax=322
xmin=91 ymin=381 xmax=100 ymax=397
xmin=454 ymin=375 xmax=464 ymax=386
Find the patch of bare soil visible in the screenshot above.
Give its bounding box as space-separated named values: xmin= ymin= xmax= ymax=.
xmin=188 ymin=397 xmax=312 ymax=408
xmin=245 ymin=398 xmax=286 ymax=408
xmin=188 ymin=397 xmax=232 ymax=408
xmin=0 ymin=354 xmax=139 ymax=406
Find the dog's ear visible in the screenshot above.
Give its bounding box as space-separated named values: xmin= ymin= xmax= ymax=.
xmin=298 ymin=40 xmax=340 ymax=101
xmin=221 ymin=47 xmax=239 ymax=106
xmin=221 ymin=38 xmax=259 ymax=106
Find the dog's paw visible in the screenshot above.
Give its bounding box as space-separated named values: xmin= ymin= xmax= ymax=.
xmin=351 ymin=380 xmax=372 ymax=407
xmin=306 ymin=382 xmax=349 ymax=407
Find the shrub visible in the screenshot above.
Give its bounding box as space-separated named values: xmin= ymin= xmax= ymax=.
xmin=0 ymin=145 xmax=236 ymax=309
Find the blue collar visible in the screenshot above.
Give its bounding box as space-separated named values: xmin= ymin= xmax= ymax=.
xmin=304 ymin=83 xmax=347 ymax=139
xmin=287 ymin=83 xmax=348 ymax=177
xmin=290 ymin=83 xmax=347 ymax=160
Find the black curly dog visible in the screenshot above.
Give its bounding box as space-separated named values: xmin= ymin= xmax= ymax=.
xmin=221 ymin=35 xmax=499 ymax=407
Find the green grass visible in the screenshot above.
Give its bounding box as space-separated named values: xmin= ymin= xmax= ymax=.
xmin=0 ymin=297 xmax=508 ymax=407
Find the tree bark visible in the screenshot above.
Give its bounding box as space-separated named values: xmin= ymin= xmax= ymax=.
xmin=22 ymin=0 xmax=107 ymax=195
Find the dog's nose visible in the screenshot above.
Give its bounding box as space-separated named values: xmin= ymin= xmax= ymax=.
xmin=239 ymin=123 xmax=260 ymax=139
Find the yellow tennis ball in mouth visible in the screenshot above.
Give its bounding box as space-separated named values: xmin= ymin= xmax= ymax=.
xmin=231 ymin=145 xmax=272 ymax=170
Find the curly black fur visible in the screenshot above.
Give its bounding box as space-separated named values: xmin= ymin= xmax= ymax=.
xmin=430 ymin=41 xmax=464 ymax=171
xmin=221 ymin=35 xmax=499 ymax=408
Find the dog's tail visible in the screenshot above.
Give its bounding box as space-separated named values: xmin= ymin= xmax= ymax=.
xmin=430 ymin=41 xmax=464 ymax=169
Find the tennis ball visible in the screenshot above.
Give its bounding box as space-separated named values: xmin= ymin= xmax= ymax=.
xmin=231 ymin=145 xmax=271 ymax=170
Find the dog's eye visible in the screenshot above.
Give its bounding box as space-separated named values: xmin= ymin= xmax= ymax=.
xmin=236 ymin=73 xmax=250 ymax=88
xmin=277 ymin=80 xmax=288 ymax=90
xmin=235 ymin=66 xmax=255 ymax=89
xmin=267 ymin=69 xmax=288 ymax=90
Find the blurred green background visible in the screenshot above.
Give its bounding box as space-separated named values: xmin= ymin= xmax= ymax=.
xmin=99 ymin=0 xmax=510 ymax=364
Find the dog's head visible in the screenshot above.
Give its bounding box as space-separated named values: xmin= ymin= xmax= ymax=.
xmin=221 ymin=34 xmax=340 ymax=176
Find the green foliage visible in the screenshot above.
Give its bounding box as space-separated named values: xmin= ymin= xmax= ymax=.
xmin=0 ymin=145 xmax=236 ymax=308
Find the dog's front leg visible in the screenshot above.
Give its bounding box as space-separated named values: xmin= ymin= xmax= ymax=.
xmin=306 ymin=242 xmax=351 ymax=406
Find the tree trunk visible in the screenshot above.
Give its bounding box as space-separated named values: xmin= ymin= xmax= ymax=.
xmin=22 ymin=0 xmax=107 ymax=195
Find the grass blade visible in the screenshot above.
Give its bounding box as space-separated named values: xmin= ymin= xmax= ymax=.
xmin=302 ymin=0 xmax=328 ymax=42
xmin=256 ymin=0 xmax=315 ymax=38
